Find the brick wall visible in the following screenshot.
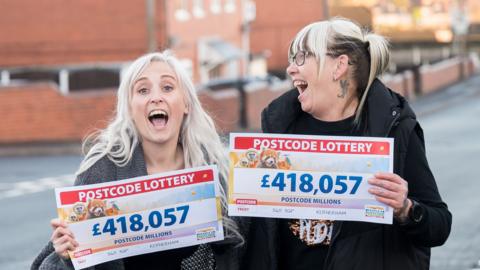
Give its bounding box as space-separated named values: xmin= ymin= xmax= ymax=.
xmin=419 ymin=57 xmax=475 ymax=95
xmin=382 ymin=70 xmax=415 ymax=100
xmin=250 ymin=0 xmax=325 ymax=72
xmin=0 ymin=0 xmax=243 ymax=84
xmin=0 ymin=84 xmax=241 ymax=144
xmin=0 ymin=57 xmax=477 ymax=145
xmin=0 ymin=0 xmax=167 ymax=66
xmin=198 ymin=89 xmax=240 ymax=134
xmin=0 ymin=84 xmax=116 ymax=143
xmin=420 ymin=58 xmax=460 ymax=94
xmin=245 ymin=81 xmax=291 ymax=131
xmin=166 ymin=0 xmax=245 ymax=82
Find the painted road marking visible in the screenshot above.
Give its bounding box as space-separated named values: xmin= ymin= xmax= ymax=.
xmin=0 ymin=174 xmax=74 ymax=200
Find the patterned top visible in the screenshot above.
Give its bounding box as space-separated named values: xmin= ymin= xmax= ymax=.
xmin=288 ymin=219 xmax=333 ymax=246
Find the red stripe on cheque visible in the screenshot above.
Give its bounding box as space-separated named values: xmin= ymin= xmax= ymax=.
xmin=60 ymin=169 xmax=213 ymax=205
xmin=235 ymin=199 xmax=257 ymax=205
xmin=73 ymin=249 xmax=92 ymax=258
xmin=234 ymin=136 xmax=390 ymax=155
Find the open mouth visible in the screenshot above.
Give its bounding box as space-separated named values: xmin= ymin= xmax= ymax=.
xmin=293 ymin=80 xmax=308 ymax=93
xmin=148 ymin=109 xmax=169 ymax=128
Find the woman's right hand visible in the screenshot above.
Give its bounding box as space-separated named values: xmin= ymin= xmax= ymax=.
xmin=50 ymin=218 xmax=79 ymax=259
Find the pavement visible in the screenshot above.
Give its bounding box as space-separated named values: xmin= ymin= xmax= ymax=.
xmin=413 ymin=74 xmax=480 ymax=270
xmin=411 ymin=73 xmax=480 ymax=116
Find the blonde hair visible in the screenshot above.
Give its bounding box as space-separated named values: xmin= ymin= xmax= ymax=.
xmin=289 ymin=17 xmax=390 ymax=123
xmin=76 ymin=51 xmax=243 ymax=244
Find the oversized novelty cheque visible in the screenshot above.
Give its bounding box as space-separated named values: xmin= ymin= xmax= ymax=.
xmin=228 ymin=133 xmax=394 ymax=224
xmin=55 ymin=165 xmax=224 ymax=270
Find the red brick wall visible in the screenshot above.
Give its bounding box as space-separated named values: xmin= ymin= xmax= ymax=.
xmin=383 ymin=74 xmax=405 ymax=97
xmin=0 ymin=0 xmax=167 ymax=66
xmin=0 ymin=84 xmax=116 ymax=143
xmin=250 ymin=0 xmax=324 ymax=72
xmin=382 ymin=71 xmax=415 ymax=100
xmin=0 ymin=57 xmax=476 ymax=145
xmin=403 ymin=71 xmax=415 ymax=100
xmin=245 ymin=82 xmax=291 ymax=131
xmin=166 ymin=0 xmax=244 ymax=82
xmin=198 ymin=89 xmax=240 ymax=133
xmin=0 ymin=84 xmax=241 ymax=143
xmin=420 ymin=58 xmax=462 ymax=95
xmin=0 ymin=0 xmax=243 ymax=83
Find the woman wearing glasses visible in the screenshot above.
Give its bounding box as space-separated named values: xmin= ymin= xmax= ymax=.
xmin=242 ymin=17 xmax=451 ymax=270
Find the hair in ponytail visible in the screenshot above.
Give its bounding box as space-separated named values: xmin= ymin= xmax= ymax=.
xmin=358 ymin=33 xmax=390 ymax=118
xmin=288 ymin=17 xmax=390 ymax=123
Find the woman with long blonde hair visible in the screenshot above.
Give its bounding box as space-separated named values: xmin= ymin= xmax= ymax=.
xmin=32 ymin=51 xmax=245 ymax=270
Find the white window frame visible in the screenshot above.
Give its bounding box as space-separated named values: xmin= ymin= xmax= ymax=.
xmin=193 ymin=0 xmax=205 ymax=18
xmin=224 ymin=0 xmax=236 ymax=13
xmin=210 ymin=0 xmax=221 ymax=14
xmin=175 ymin=0 xmax=191 ymax=21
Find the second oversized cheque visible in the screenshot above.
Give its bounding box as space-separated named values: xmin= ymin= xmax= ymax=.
xmin=54 ymin=165 xmax=224 ymax=270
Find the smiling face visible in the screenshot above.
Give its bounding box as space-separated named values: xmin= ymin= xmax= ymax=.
xmin=130 ymin=61 xmax=188 ymax=147
xmin=286 ymin=53 xmax=337 ymax=117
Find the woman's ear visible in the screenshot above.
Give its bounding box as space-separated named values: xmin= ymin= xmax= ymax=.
xmin=335 ymin=54 xmax=350 ymax=79
xmin=183 ymin=95 xmax=190 ymax=115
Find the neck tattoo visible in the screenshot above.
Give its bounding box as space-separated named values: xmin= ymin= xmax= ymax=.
xmin=337 ymin=79 xmax=349 ymax=98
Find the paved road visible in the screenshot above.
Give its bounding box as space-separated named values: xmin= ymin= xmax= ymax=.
xmin=0 ymin=155 xmax=81 ymax=270
xmin=420 ymin=76 xmax=480 ymax=270
xmin=1 ymin=75 xmax=479 ymax=269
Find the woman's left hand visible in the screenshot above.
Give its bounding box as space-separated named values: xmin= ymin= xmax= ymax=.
xmin=368 ymin=172 xmax=411 ymax=219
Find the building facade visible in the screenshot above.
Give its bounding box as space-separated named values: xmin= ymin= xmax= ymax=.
xmin=249 ymin=0 xmax=326 ymax=76
xmin=0 ymin=0 xmax=248 ymax=87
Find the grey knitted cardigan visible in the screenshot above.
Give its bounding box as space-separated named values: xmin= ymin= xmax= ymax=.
xmin=31 ymin=145 xmax=248 ymax=270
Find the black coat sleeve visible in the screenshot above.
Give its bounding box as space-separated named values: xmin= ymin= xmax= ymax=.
xmin=31 ymin=158 xmax=115 ymax=270
xmin=400 ymin=128 xmax=452 ymax=247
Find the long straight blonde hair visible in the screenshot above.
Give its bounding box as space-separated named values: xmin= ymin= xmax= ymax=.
xmin=77 ymin=51 xmax=243 ymax=243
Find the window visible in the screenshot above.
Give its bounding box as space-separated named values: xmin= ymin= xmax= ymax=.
xmin=210 ymin=0 xmax=221 ymax=14
xmin=69 ymin=69 xmax=119 ymax=91
xmin=0 ymin=70 xmax=10 ymax=86
xmin=175 ymin=0 xmax=191 ymax=21
xmin=224 ymin=0 xmax=236 ymax=13
xmin=10 ymin=70 xmax=59 ymax=85
xmin=208 ymin=65 xmax=222 ymax=80
xmin=179 ymin=59 xmax=194 ymax=80
xmin=193 ymin=0 xmax=205 ymax=18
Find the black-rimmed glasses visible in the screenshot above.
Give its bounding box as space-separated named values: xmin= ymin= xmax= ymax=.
xmin=288 ymin=51 xmax=311 ymax=66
